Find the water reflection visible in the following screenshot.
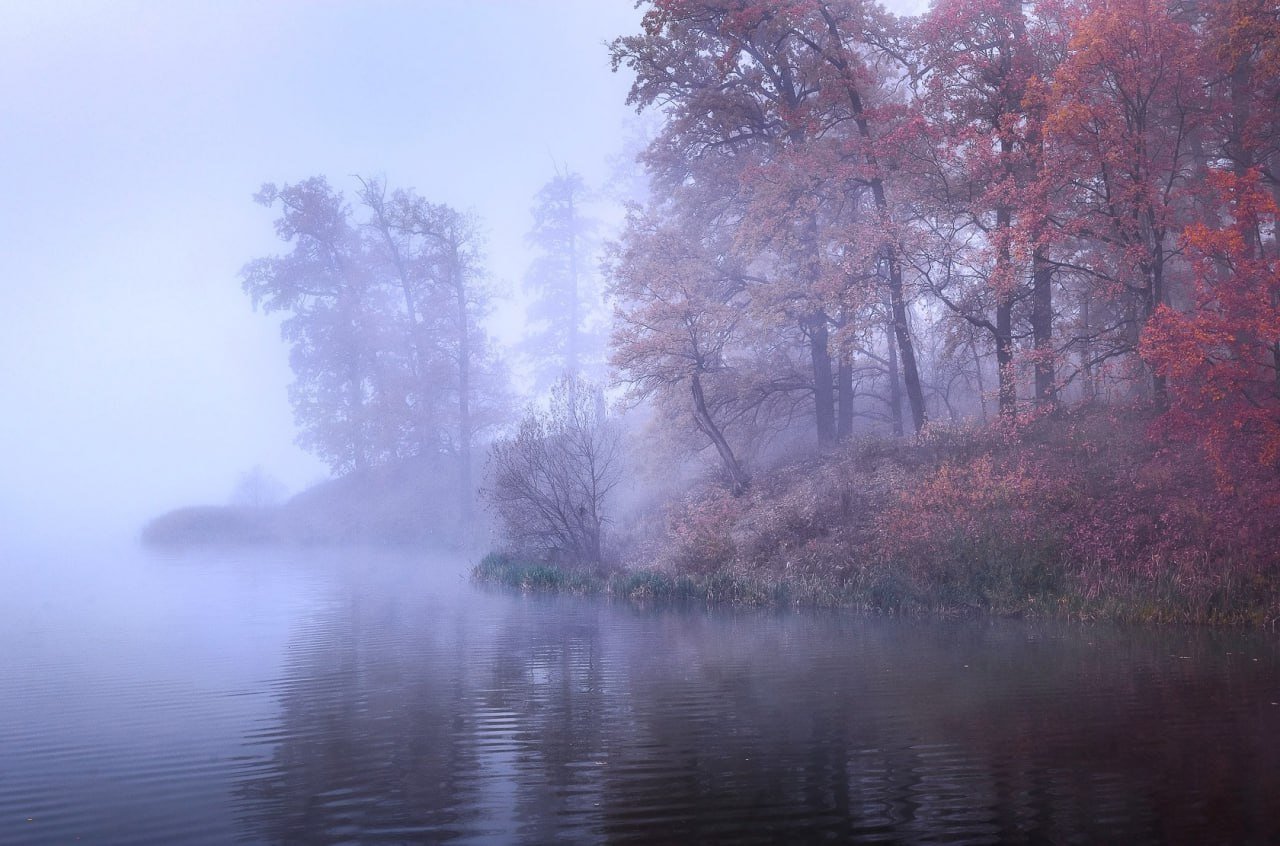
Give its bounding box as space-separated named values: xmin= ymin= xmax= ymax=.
xmin=234 ymin=562 xmax=1280 ymax=845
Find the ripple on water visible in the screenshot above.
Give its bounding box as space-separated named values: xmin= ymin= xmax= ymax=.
xmin=4 ymin=549 xmax=1280 ymax=844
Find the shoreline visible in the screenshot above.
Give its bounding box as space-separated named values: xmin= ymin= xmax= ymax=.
xmin=472 ymin=553 xmax=1280 ymax=627
xmin=475 ymin=409 xmax=1280 ymax=629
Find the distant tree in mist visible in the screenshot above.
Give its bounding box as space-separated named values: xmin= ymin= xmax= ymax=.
xmin=484 ymin=375 xmax=622 ymax=567
xmin=241 ymin=178 xmax=389 ymax=472
xmin=523 ymin=169 xmax=606 ymax=388
xmin=230 ymin=465 xmax=288 ymax=508
xmin=242 ymin=176 xmax=509 ymax=527
xmin=604 ymin=114 xmax=660 ymax=206
xmin=356 ymin=178 xmax=510 ymax=523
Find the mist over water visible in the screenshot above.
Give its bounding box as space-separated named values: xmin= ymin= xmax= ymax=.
xmin=5 ymin=0 xmax=1280 ymax=842
xmin=4 ymin=547 xmax=1279 ymax=845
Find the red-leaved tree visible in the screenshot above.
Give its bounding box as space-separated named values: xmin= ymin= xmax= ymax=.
xmin=1142 ymin=170 xmax=1280 ymax=484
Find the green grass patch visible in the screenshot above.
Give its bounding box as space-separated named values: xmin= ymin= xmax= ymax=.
xmin=472 ymin=553 xmax=604 ymax=594
xmin=473 ymin=549 xmax=1280 ymax=627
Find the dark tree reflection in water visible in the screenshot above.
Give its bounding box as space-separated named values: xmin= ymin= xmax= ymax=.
xmin=227 ymin=557 xmax=1280 ymax=845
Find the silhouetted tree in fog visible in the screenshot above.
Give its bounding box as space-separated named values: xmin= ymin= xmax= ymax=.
xmin=484 ymin=375 xmax=622 ymax=567
xmin=230 ymin=465 xmax=288 ymax=508
xmin=379 ymin=194 xmax=509 ymax=526
xmin=242 ymin=178 xmax=392 ymax=472
xmin=523 ymin=168 xmax=606 ymax=387
xmin=243 ymin=176 xmax=509 ymax=529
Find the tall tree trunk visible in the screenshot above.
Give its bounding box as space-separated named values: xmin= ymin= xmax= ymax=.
xmin=453 ymin=247 xmax=474 ymax=526
xmin=810 ymin=314 xmax=837 ymax=446
xmin=969 ymin=332 xmax=988 ymax=422
xmin=690 ymin=372 xmax=749 ymax=495
xmin=348 ymin=360 xmax=366 ymax=473
xmin=995 ymin=297 xmax=1015 ymax=417
xmin=331 ymin=253 xmax=369 ymax=471
xmin=567 ymin=185 xmax=580 ymax=375
xmin=837 ymin=339 xmax=854 ymax=442
xmin=338 ymin=286 xmax=368 ymax=473
xmin=994 ymin=200 xmax=1017 ymax=418
xmin=364 ymin=194 xmax=435 ymax=445
xmin=1230 ymin=48 xmax=1254 ymax=178
xmin=1149 ymin=360 xmax=1167 ymax=408
xmin=1273 ymin=341 xmax=1280 ymax=401
xmin=886 ymin=258 xmax=926 ymax=433
xmin=1080 ymin=289 xmax=1095 ymax=401
xmin=1032 ymin=249 xmax=1055 ymax=406
xmin=1144 ymin=241 xmax=1168 ymax=408
xmin=811 ymin=18 xmax=926 ymax=433
xmin=886 ymin=316 xmax=904 ymax=436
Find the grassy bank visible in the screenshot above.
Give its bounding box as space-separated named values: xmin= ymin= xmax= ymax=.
xmin=473 ymin=553 xmax=798 ymax=606
xmin=476 ymin=551 xmax=1280 ymax=626
xmin=477 ymin=408 xmax=1280 ymax=626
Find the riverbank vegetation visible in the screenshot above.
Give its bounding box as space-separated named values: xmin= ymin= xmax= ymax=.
xmin=478 ymin=406 xmax=1280 ymax=625
xmin=478 ymin=1 xmax=1279 ymax=624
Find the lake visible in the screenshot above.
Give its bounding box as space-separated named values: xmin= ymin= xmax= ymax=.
xmin=2 ymin=545 xmax=1278 ymax=844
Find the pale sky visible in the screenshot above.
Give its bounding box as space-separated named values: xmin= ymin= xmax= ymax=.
xmin=0 ymin=0 xmax=929 ymax=545
xmin=0 ymin=0 xmax=641 ymax=542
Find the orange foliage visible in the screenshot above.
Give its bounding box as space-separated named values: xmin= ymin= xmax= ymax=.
xmin=1141 ymin=170 xmax=1280 ymax=484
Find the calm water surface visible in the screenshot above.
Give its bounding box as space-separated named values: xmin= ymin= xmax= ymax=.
xmin=2 ymin=545 xmax=1278 ymax=844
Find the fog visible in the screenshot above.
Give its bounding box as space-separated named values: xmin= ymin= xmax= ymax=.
xmin=0 ymin=1 xmax=639 ymax=545
xmin=6 ymin=3 xmax=1280 ymax=843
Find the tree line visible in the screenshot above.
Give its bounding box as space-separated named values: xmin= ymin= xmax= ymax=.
xmin=242 ymin=0 xmax=1278 ymax=566
xmin=608 ymin=0 xmax=1278 ymax=495
xmin=242 ymin=170 xmax=606 ymax=541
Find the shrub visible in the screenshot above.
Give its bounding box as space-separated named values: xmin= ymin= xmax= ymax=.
xmin=483 ymin=376 xmax=623 ymax=568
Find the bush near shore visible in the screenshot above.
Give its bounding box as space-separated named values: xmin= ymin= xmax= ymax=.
xmin=477 ymin=407 xmax=1280 ymax=626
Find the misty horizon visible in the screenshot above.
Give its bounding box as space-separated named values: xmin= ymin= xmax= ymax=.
xmin=0 ymin=0 xmax=656 ymax=545
xmin=3 ymin=2 xmax=1279 ymax=843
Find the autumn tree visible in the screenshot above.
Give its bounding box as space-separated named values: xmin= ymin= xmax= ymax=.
xmin=484 ymin=375 xmax=623 ymax=567
xmin=1200 ymin=0 xmax=1280 ymax=187
xmin=355 ymin=177 xmax=446 ymax=453
xmin=612 ymin=0 xmax=930 ymax=440
xmin=790 ymin=0 xmax=932 ymax=433
xmin=1043 ymin=0 xmax=1208 ymax=404
xmin=1142 ymin=170 xmax=1280 ymax=480
xmin=609 ymin=202 xmax=756 ymax=494
xmin=906 ymin=0 xmax=1065 ymax=414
